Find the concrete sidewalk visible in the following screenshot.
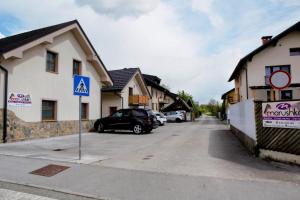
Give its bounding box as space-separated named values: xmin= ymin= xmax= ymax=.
xmin=0 ymin=154 xmax=299 ymax=200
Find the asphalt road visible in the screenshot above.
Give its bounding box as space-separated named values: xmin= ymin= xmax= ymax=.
xmin=0 ymin=116 xmax=299 ymax=200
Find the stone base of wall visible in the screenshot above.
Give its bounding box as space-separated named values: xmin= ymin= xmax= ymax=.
xmin=2 ymin=109 xmax=95 ymax=143
xmin=230 ymin=125 xmax=258 ymax=155
xmin=259 ymin=149 xmax=300 ymax=166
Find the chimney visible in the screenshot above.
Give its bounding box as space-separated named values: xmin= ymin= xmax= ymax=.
xmin=261 ymin=36 xmax=272 ymax=45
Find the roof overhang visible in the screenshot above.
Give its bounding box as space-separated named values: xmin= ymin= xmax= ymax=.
xmin=123 ymin=70 xmax=152 ymax=97
xmin=2 ymin=21 xmax=113 ymax=85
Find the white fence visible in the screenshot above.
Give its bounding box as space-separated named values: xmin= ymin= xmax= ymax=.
xmin=228 ymin=99 xmax=256 ymax=140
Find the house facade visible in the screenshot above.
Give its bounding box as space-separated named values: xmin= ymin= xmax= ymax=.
xmin=228 ymin=21 xmax=300 ymax=164
xmin=229 ymin=21 xmax=300 ymax=102
xmin=143 ymin=74 xmax=175 ymax=111
xmin=101 ymin=68 xmax=151 ymax=117
xmin=0 ymin=20 xmax=112 ymax=142
xmin=221 ymin=88 xmax=237 ymax=119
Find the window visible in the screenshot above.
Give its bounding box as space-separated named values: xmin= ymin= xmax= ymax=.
xmin=265 ymin=65 xmax=291 ymax=85
xmin=73 ymin=60 xmax=82 ymax=76
xmin=129 ymin=87 xmax=133 ymax=96
xmin=265 ymin=65 xmax=290 ymax=76
xmin=46 ymin=51 xmax=58 ymax=73
xmin=109 ymin=107 xmax=117 ymax=115
xmin=81 ymin=103 xmax=89 ymax=120
xmin=42 ymin=100 xmax=57 ymax=121
xmin=290 ymin=48 xmax=300 ymax=56
xmin=281 ymin=90 xmax=293 ymax=100
xmin=267 ymin=90 xmax=276 ymax=101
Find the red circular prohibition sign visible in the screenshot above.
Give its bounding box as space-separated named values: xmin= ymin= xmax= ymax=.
xmin=269 ymin=70 xmax=291 ymax=90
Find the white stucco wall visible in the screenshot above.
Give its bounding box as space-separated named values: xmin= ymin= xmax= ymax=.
xmin=229 ymin=99 xmax=257 ymax=140
xmin=121 ymin=74 xmax=144 ymax=108
xmin=1 ymin=31 xmax=102 ymax=122
xmin=102 ymin=93 xmax=121 ymax=117
xmin=247 ymin=32 xmax=300 ymax=87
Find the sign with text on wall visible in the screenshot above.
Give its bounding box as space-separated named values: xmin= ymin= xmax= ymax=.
xmin=8 ymin=92 xmax=32 ymax=107
xmin=262 ymin=101 xmax=300 ymax=129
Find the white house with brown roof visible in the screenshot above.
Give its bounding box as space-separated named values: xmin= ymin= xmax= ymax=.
xmin=0 ymin=20 xmax=112 ymax=142
xmin=229 ymin=21 xmax=300 ymax=102
xmin=101 ymin=68 xmax=151 ymax=117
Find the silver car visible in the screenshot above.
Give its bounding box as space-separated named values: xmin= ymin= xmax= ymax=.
xmin=164 ymin=111 xmax=184 ymax=122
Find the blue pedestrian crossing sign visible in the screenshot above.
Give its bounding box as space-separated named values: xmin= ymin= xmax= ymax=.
xmin=73 ymin=75 xmax=90 ymax=96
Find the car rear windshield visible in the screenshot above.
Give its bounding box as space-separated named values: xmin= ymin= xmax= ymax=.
xmin=158 ymin=113 xmax=164 ymax=117
xmin=132 ymin=110 xmax=147 ymax=117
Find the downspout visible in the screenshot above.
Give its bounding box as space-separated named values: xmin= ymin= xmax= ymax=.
xmin=114 ymin=92 xmax=123 ymax=109
xmin=100 ymin=89 xmax=103 ymax=118
xmin=0 ymin=65 xmax=8 ymax=143
xmin=245 ymin=67 xmax=249 ymax=99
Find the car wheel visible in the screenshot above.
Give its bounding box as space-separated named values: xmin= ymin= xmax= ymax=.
xmin=159 ymin=121 xmax=163 ymax=126
xmin=176 ymin=118 xmax=181 ymax=122
xmin=133 ymin=124 xmax=143 ymax=134
xmin=97 ymin=122 xmax=104 ymax=133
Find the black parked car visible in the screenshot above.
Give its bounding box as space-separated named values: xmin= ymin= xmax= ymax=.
xmin=94 ymin=108 xmax=158 ymax=134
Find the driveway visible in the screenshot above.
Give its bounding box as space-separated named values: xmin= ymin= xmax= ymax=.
xmin=0 ymin=116 xmax=299 ymax=184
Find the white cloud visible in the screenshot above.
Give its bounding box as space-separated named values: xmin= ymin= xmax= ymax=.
xmin=75 ymin=0 xmax=160 ymax=18
xmin=0 ymin=32 xmax=5 ymax=39
xmin=2 ymin=0 xmax=299 ymax=103
xmin=189 ymin=0 xmax=224 ymax=28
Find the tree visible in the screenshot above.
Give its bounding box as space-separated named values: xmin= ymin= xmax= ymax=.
xmin=206 ymin=99 xmax=221 ymax=116
xmin=177 ymin=90 xmax=202 ymax=117
xmin=177 ymin=90 xmax=193 ymax=102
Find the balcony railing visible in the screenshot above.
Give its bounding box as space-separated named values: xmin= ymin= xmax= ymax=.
xmin=227 ymin=96 xmax=238 ymax=104
xmin=158 ymin=98 xmax=169 ymax=104
xmin=129 ymin=95 xmax=149 ymax=106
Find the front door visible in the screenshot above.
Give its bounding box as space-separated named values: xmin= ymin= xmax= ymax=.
xmin=109 ymin=107 xmax=117 ymax=116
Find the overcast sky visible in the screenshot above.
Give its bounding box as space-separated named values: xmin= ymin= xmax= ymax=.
xmin=1 ymin=0 xmax=300 ymax=103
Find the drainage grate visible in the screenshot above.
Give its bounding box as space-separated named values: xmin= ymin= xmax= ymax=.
xmin=143 ymin=155 xmax=154 ymax=160
xmin=30 ymin=164 xmax=70 ymax=177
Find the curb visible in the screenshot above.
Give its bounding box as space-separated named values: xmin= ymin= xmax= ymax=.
xmin=0 ymin=178 xmax=106 ymax=200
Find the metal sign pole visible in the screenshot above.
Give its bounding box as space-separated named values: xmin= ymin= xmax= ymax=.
xmin=79 ymin=96 xmax=82 ymax=160
xmin=74 ymin=75 xmax=89 ymax=161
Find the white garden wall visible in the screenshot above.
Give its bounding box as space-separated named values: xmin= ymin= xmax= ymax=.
xmin=229 ymin=99 xmax=257 ymax=140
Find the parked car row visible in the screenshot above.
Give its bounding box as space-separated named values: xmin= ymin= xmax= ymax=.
xmin=94 ymin=108 xmax=186 ymax=134
xmin=94 ymin=108 xmax=158 ymax=134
